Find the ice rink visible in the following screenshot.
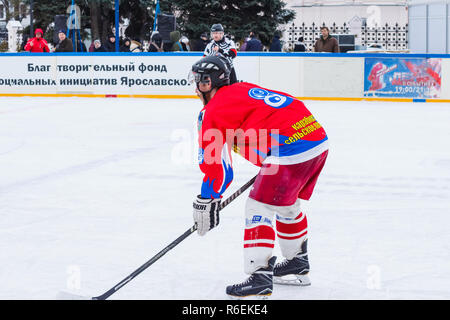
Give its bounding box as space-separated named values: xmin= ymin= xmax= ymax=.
xmin=0 ymin=96 xmax=449 ymax=300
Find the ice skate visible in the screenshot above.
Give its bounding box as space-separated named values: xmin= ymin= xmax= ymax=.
xmin=226 ymin=256 xmax=276 ymax=299
xmin=273 ymin=240 xmax=311 ymax=286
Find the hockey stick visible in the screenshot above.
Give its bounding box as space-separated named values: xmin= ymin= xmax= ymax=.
xmin=58 ymin=175 xmax=257 ymax=300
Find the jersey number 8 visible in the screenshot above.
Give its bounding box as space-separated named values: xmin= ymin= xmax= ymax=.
xmin=248 ymin=88 xmax=293 ymax=109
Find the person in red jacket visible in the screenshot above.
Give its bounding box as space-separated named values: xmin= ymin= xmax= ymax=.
xmin=24 ymin=28 xmax=50 ymax=53
xmin=190 ymin=54 xmax=329 ymax=299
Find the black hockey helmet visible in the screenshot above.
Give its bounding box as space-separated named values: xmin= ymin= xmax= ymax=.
xmin=189 ymin=54 xmax=231 ymax=91
xmin=210 ymin=24 xmax=224 ymax=33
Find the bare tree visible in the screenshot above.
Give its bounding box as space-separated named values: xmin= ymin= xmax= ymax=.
xmin=89 ymin=0 xmax=100 ymax=40
xmin=0 ymin=0 xmax=11 ymax=20
xmin=0 ymin=0 xmax=22 ymax=21
xmin=12 ymin=0 xmax=19 ymax=20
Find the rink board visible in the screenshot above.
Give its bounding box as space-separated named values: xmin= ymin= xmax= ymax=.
xmin=0 ymin=52 xmax=448 ymax=102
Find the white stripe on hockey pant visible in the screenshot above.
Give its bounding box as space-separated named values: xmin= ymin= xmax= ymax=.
xmin=243 ymin=239 xmax=275 ymax=246
xmin=277 ymin=230 xmax=307 ymax=238
xmin=276 ymin=213 xmax=306 ymax=224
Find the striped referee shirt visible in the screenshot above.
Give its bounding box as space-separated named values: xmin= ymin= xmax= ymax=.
xmin=203 ymin=37 xmax=237 ymax=68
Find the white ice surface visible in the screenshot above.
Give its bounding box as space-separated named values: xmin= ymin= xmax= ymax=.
xmin=0 ymin=97 xmax=449 ymax=300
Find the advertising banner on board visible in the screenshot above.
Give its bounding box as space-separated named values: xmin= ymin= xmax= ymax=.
xmin=364 ymin=57 xmax=442 ymax=98
xmin=0 ymin=54 xmax=260 ymax=97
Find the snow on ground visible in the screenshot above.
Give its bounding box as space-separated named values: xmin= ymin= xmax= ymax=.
xmin=0 ymin=97 xmax=449 ymax=299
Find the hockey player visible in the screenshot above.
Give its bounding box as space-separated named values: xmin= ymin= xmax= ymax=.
xmin=190 ymin=55 xmax=329 ymax=299
xmin=203 ymin=24 xmax=238 ymax=84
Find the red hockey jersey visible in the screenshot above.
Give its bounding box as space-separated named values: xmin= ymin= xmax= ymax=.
xmin=198 ymin=82 xmax=328 ymax=199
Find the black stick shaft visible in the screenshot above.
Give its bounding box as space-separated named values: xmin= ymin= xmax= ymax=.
xmin=93 ymin=175 xmax=257 ymax=300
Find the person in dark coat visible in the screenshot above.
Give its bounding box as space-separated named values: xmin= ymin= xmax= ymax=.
xmin=93 ymin=39 xmax=107 ymax=52
xmin=192 ymin=32 xmax=209 ymax=51
xmin=294 ymin=36 xmax=307 ymax=52
xmin=149 ymin=33 xmax=163 ymax=52
xmin=245 ymin=31 xmax=263 ymax=51
xmin=104 ymin=34 xmax=117 ymax=52
xmin=269 ymin=31 xmax=282 ymax=52
xmin=21 ymin=34 xmax=30 ymax=51
xmin=53 ymin=30 xmax=73 ymax=52
xmin=313 ymin=27 xmax=340 ymax=53
xmin=148 ymin=32 xmax=163 ymax=52
xmin=120 ymin=38 xmax=131 ymax=52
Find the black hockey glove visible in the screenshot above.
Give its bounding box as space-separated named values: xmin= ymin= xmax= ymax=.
xmin=193 ymin=195 xmax=221 ymax=236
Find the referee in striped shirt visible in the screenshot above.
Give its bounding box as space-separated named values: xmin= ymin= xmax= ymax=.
xmin=204 ymin=24 xmax=238 ymax=84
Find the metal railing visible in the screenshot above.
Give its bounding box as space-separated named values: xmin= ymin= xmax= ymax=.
xmin=287 ymin=21 xmax=408 ymax=51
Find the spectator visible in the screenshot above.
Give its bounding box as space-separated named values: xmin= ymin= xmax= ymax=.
xmin=20 ymin=34 xmax=30 ymax=51
xmin=313 ymin=26 xmax=340 ymax=53
xmin=24 ymin=28 xmax=50 ymax=53
xmin=148 ymin=32 xmax=163 ymax=52
xmin=104 ymin=33 xmax=117 ymax=52
xmin=239 ymin=36 xmax=250 ymax=51
xmin=246 ymin=31 xmax=262 ymax=51
xmin=93 ymin=39 xmax=106 ymax=52
xmin=52 ymin=30 xmax=73 ymax=52
xmin=294 ymin=36 xmax=307 ymax=52
xmin=130 ymin=40 xmax=143 ymax=52
xmin=181 ymin=35 xmax=190 ymax=51
xmin=269 ymin=31 xmax=282 ymax=52
xmin=120 ymin=38 xmax=131 ymax=52
xmin=170 ymin=31 xmax=184 ymax=51
xmin=192 ymin=32 xmax=209 ymax=52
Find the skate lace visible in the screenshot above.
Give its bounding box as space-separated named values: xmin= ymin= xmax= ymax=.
xmin=277 ymin=259 xmax=290 ymax=269
xmin=236 ymin=275 xmax=254 ymax=287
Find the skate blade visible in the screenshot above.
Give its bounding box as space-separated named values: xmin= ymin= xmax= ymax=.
xmin=273 ymin=274 xmax=311 ymax=286
xmin=227 ymin=293 xmax=271 ymax=300
xmin=56 ymin=290 xmax=93 ymax=300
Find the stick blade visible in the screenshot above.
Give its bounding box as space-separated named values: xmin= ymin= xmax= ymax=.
xmin=56 ymin=290 xmax=93 ymax=300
